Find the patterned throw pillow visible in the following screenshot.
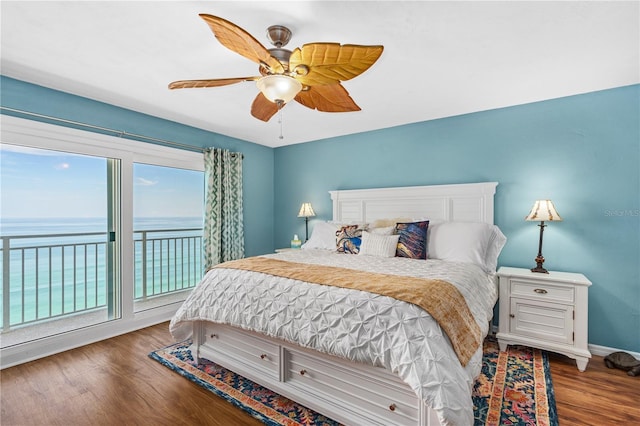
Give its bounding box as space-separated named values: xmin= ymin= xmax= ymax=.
xmin=336 ymin=225 xmax=363 ymax=254
xmin=395 ymin=220 xmax=430 ymax=259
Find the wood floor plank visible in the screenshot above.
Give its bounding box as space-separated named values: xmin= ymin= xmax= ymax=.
xmin=548 ymin=351 xmax=640 ymax=425
xmin=2 ymin=323 xmax=639 ymax=425
xmin=0 ymin=323 xmax=262 ymax=426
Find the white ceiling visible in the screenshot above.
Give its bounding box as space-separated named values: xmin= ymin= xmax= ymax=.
xmin=2 ymin=1 xmax=638 ymax=148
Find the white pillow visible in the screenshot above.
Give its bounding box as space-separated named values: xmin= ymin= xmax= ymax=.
xmin=367 ymin=225 xmax=395 ymax=235
xmin=328 ymin=220 xmax=367 ymax=228
xmin=428 ymin=222 xmax=506 ymax=273
xmin=301 ymin=221 xmax=340 ymax=250
xmin=358 ymin=231 xmax=400 ymax=257
xmin=369 ymin=218 xmax=412 ymax=228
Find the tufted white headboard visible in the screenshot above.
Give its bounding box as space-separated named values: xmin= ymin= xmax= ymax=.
xmin=329 ymin=182 xmax=498 ymax=225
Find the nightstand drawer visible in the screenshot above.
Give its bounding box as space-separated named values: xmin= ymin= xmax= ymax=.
xmin=510 ymin=279 xmax=574 ymax=303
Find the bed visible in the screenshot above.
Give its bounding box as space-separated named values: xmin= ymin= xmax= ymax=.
xmin=170 ymin=182 xmax=505 ymax=426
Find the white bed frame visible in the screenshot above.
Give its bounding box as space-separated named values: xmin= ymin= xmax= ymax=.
xmin=191 ymin=182 xmax=498 ymax=426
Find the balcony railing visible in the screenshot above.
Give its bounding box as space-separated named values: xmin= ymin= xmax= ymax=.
xmin=1 ymin=228 xmax=203 ymax=331
xmin=134 ymin=228 xmax=203 ymax=299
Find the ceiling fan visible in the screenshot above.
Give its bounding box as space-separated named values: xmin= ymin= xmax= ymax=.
xmin=169 ymin=14 xmax=384 ymax=122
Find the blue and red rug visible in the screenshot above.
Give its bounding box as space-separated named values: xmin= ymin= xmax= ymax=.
xmin=473 ymin=338 xmax=558 ymax=426
xmin=149 ymin=337 xmax=557 ymax=426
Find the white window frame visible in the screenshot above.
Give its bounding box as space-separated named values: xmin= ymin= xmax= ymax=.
xmin=0 ymin=114 xmax=204 ymax=368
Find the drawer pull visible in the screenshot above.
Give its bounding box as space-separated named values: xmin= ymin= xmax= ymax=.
xmin=534 ymin=288 xmax=548 ymax=294
xmin=389 ymin=403 xmax=396 ymax=412
xmin=260 ymin=354 xmax=268 ymax=360
xmin=300 ymin=369 xmax=307 ymax=376
xmin=210 ymin=333 xmax=218 ymax=339
xmin=510 ymin=314 xmax=515 ymax=318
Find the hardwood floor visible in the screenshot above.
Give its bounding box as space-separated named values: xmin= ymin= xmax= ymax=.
xmin=1 ymin=323 xmax=261 ymax=426
xmin=547 ymin=351 xmax=640 ymax=425
xmin=1 ymin=323 xmax=639 ymax=425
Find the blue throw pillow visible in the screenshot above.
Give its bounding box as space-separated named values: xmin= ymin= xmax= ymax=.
xmin=395 ymin=220 xmax=429 ymax=259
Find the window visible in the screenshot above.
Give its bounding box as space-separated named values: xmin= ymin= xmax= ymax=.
xmin=133 ymin=163 xmax=204 ymax=312
xmin=0 ymin=115 xmax=204 ymax=368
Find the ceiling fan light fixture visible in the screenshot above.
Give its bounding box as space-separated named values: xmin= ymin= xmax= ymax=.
xmin=171 ymin=15 xmax=384 ymax=121
xmin=256 ymin=75 xmax=302 ymax=104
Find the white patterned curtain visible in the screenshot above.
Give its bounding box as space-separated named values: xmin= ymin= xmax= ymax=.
xmin=203 ymin=148 xmax=244 ymax=268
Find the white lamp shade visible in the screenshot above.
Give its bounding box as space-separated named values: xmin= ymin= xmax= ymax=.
xmin=297 ymin=202 xmax=316 ymax=218
xmin=256 ymin=75 xmax=302 ymax=104
xmin=525 ymin=200 xmax=563 ymax=222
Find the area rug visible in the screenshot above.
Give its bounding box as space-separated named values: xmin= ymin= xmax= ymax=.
xmin=149 ymin=337 xmax=557 ymax=426
xmin=473 ymin=338 xmax=558 ymax=426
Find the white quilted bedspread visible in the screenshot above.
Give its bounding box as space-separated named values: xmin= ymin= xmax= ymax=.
xmin=170 ymin=249 xmax=498 ymax=426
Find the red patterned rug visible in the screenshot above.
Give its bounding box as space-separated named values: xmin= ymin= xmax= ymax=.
xmin=150 ymin=337 xmax=557 ymax=426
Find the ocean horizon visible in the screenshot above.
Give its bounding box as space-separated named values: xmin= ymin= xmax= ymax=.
xmin=1 ymin=216 xmax=203 ymax=235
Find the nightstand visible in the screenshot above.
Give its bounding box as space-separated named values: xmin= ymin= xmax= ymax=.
xmin=275 ymin=248 xmax=298 ymax=253
xmin=496 ymin=266 xmax=592 ymax=371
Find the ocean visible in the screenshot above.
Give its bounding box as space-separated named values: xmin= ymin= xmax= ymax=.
xmin=1 ymin=217 xmax=203 ymax=328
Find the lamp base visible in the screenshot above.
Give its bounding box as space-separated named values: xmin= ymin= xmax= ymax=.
xmin=531 ymin=266 xmax=549 ymax=273
xmin=304 ymin=217 xmax=309 ymax=242
xmin=531 ymin=255 xmax=548 ymax=273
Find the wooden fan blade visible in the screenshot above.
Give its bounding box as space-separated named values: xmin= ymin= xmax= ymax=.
xmin=169 ymin=77 xmax=259 ymax=90
xmin=294 ymin=84 xmax=361 ymax=113
xmin=289 ymin=43 xmax=383 ymax=86
xmin=251 ymin=92 xmax=280 ymax=122
xmin=199 ymin=14 xmax=284 ymax=74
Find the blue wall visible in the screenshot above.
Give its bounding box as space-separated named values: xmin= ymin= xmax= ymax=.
xmin=3 ymin=75 xmax=638 ymax=352
xmin=0 ymin=76 xmax=275 ymax=257
xmin=274 ymin=85 xmax=640 ymax=353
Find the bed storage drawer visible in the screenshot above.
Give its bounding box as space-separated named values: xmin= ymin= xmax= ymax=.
xmin=199 ymin=323 xmax=280 ymax=381
xmin=284 ymin=346 xmax=421 ymax=426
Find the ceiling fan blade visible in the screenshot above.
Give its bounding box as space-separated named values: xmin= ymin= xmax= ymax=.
xmin=289 ymin=43 xmax=383 ymax=86
xmin=168 ymin=77 xmax=259 ymax=90
xmin=294 ymin=84 xmax=361 ymax=113
xmin=199 ymin=14 xmax=284 ymax=74
xmin=251 ymin=92 xmax=280 ymax=122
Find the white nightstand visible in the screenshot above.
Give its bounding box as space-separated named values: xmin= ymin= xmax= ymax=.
xmin=275 ymin=248 xmax=298 ymax=253
xmin=496 ymin=266 xmax=592 ymax=372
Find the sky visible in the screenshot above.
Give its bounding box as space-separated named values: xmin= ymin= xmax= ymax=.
xmin=0 ymin=144 xmax=203 ymax=219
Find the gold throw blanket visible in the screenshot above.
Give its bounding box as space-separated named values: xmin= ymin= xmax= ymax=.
xmin=215 ymin=257 xmax=481 ymax=366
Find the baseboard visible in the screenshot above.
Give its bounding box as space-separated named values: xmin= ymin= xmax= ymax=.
xmin=589 ymin=343 xmax=640 ymax=359
xmin=490 ymin=324 xmax=639 ymax=359
xmin=0 ymin=302 xmax=181 ymax=369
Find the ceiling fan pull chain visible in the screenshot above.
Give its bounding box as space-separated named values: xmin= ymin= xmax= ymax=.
xmin=278 ymin=107 xmax=284 ymax=140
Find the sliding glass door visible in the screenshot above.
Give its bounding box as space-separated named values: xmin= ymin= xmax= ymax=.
xmin=1 ymin=115 xmax=205 ymax=367
xmin=0 ymin=145 xmax=121 ymax=346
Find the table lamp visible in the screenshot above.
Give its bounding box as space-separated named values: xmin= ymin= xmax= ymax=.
xmin=525 ymin=200 xmax=562 ymax=273
xmin=297 ymin=202 xmax=316 ymax=241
